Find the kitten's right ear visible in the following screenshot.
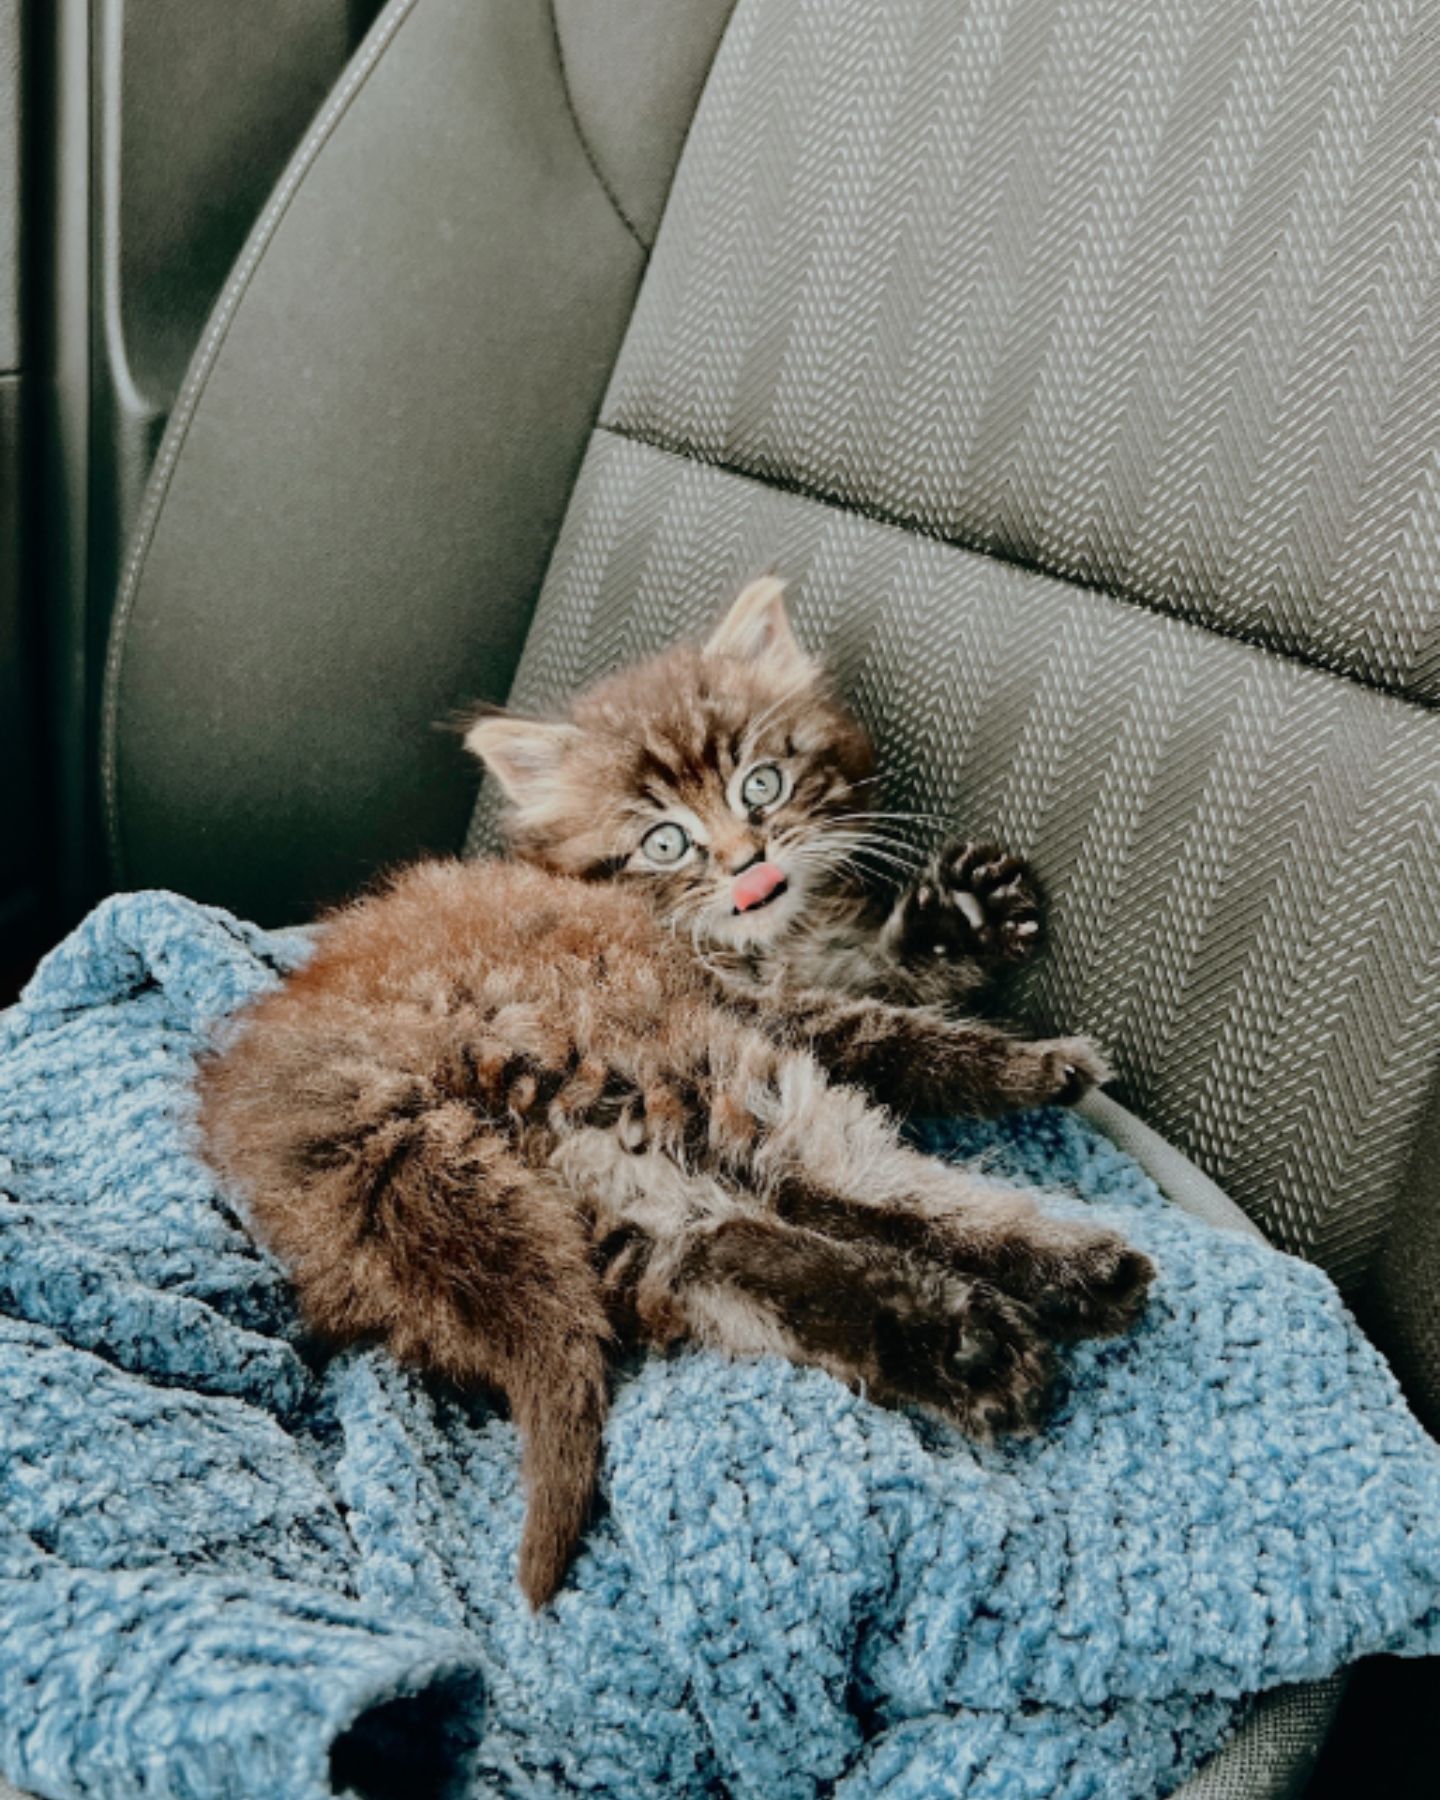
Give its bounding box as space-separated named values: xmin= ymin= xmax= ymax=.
xmin=465 ymin=714 xmax=582 ymax=806
xmin=705 ymin=577 xmax=816 ymax=685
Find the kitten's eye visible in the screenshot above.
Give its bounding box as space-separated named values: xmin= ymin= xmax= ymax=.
xmin=740 ymin=763 xmax=785 ymax=809
xmin=640 ymin=822 xmax=692 ymax=866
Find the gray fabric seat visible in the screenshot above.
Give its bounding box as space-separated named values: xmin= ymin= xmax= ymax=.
xmin=100 ymin=0 xmax=1438 ymax=1790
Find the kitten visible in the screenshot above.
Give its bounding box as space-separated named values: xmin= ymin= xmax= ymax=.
xmin=198 ymin=578 xmax=1153 ymax=1607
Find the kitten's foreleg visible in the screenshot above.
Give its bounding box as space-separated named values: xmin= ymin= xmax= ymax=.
xmin=791 ymin=841 xmax=1044 ymax=1007
xmin=779 ymin=989 xmax=1109 ymax=1116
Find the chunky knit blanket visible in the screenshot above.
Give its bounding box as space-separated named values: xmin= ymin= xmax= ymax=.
xmin=1 ymin=892 xmax=1437 ymax=1800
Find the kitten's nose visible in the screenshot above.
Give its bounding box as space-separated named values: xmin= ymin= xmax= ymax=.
xmin=732 ymin=860 xmax=788 ymax=913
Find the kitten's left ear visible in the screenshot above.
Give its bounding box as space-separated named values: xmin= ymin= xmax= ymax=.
xmin=704 ymin=577 xmax=816 ymax=685
xmin=464 ymin=713 xmax=582 ymax=808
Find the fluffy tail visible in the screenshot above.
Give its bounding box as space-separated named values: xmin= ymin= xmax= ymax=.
xmin=510 ymin=1332 xmax=611 ymax=1607
xmin=201 ymin=1039 xmax=615 ymax=1607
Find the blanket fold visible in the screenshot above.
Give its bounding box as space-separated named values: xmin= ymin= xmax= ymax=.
xmin=0 ymin=1552 xmax=485 ymax=1800
xmin=0 ymin=891 xmax=1436 ymax=1800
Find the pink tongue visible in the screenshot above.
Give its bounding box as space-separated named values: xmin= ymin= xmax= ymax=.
xmin=732 ymin=861 xmax=788 ymax=913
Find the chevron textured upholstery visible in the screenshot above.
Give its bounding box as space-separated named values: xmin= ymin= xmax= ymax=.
xmin=607 ymin=0 xmax=1440 ymax=705
xmin=470 ymin=0 xmax=1440 ymax=1430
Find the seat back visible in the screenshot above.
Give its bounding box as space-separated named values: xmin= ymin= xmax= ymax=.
xmin=106 ymin=0 xmax=1440 ymax=1426
xmin=469 ymin=0 xmax=1440 ymax=1422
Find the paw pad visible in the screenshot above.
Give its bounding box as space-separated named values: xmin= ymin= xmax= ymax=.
xmin=899 ymin=841 xmax=1043 ymax=968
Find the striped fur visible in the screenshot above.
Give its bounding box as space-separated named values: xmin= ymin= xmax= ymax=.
xmin=199 ymin=583 xmax=1150 ymax=1606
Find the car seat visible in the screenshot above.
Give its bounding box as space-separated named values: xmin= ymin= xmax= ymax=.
xmin=84 ymin=1 xmax=1440 ymax=1792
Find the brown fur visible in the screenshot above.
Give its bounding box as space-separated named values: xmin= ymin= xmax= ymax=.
xmin=197 ymin=579 xmax=1152 ymax=1606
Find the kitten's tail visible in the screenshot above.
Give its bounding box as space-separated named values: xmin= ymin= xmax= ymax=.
xmin=198 ymin=994 xmax=615 ymax=1606
xmin=511 ymin=1328 xmax=611 ymax=1608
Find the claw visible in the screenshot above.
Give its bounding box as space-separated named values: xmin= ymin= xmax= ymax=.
xmin=955 ymin=892 xmax=987 ymax=931
xmin=899 ymin=839 xmax=1045 ymax=969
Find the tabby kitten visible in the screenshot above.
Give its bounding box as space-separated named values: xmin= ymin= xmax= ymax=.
xmin=198 ymin=579 xmax=1153 ymax=1606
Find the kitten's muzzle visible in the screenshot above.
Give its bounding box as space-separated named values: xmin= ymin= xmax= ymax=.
xmin=731 ymin=860 xmax=789 ymax=914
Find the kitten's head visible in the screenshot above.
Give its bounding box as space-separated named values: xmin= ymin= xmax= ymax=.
xmin=467 ymin=579 xmax=876 ymax=949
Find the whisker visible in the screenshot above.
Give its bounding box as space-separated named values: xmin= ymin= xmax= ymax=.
xmin=791 ymin=840 xmax=911 ymax=890
xmin=809 ymin=851 xmax=898 ymax=894
xmin=824 ymin=808 xmax=953 ymax=829
xmin=819 ymin=825 xmax=927 ymax=849
xmin=815 ymin=833 xmax=925 ymax=871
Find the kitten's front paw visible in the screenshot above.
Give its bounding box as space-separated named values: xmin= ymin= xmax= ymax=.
xmin=1009 ymin=1035 xmax=1112 ymax=1107
xmin=896 ymin=841 xmax=1043 ymax=971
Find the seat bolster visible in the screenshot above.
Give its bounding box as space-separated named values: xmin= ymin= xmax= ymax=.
xmin=1078 ymin=1093 xmax=1264 ymax=1242
xmin=104 ymin=0 xmax=736 ymax=924
xmin=1172 ymin=1673 xmax=1349 ymax=1800
xmin=1366 ymin=1080 xmax=1440 ymax=1441
xmin=1079 ymin=1094 xmax=1350 ymax=1798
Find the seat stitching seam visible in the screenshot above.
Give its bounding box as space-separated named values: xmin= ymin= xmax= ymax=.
xmin=595 ymin=423 xmax=1435 ymax=715
xmin=548 ymin=0 xmax=649 ymax=251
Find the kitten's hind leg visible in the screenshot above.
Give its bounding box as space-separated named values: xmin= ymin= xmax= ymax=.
xmin=641 ymin=1213 xmax=1054 ymax=1437
xmin=747 ymin=1063 xmax=1155 ymax=1345
xmin=557 ymin=1126 xmax=1054 ymax=1435
xmin=772 ymin=1175 xmax=1154 ymax=1343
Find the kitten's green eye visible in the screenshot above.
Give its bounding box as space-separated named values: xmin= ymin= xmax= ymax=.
xmin=740 ymin=763 xmax=785 ymax=809
xmin=640 ymin=822 xmax=692 ymax=866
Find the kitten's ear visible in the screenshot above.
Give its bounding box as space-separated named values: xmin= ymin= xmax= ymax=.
xmin=464 ymin=714 xmax=581 ymax=804
xmin=704 ymin=577 xmax=816 ymax=684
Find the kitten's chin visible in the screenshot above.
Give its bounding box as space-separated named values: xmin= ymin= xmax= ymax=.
xmin=707 ymin=883 xmax=803 ymax=951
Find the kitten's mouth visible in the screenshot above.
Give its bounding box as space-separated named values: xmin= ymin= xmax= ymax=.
xmin=731 ymin=861 xmax=790 ymax=916
xmin=732 ymin=879 xmax=788 ymax=917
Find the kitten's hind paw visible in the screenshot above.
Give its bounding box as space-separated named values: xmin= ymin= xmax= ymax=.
xmin=997 ymin=1220 xmax=1156 ymax=1342
xmin=1048 ymin=1238 xmax=1155 ymax=1340
xmin=874 ymin=1277 xmax=1056 ymax=1437
xmin=896 ymin=841 xmax=1044 ymax=971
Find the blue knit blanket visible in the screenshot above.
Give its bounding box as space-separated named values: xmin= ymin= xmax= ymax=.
xmin=1 ymin=893 xmax=1437 ymax=1800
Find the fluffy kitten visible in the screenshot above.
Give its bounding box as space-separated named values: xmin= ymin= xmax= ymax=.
xmin=198 ymin=579 xmax=1153 ymax=1606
